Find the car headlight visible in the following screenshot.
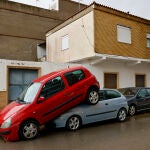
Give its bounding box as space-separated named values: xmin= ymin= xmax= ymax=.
xmin=1 ymin=118 xmax=12 ymax=128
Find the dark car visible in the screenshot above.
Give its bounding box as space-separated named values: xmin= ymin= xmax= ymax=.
xmin=118 ymin=87 xmax=150 ymax=116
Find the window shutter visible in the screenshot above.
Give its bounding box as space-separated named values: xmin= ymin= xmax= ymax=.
xmin=117 ymin=25 xmax=131 ymax=44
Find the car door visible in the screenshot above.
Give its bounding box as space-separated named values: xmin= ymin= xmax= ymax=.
xmin=63 ymin=69 xmax=86 ymax=105
xmin=84 ymin=90 xmax=118 ymax=124
xmin=136 ymin=88 xmax=150 ymax=110
xmin=35 ymin=76 xmax=69 ymax=124
xmin=99 ymin=90 xmax=122 ymax=119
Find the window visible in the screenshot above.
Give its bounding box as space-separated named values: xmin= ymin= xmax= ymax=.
xmin=146 ymin=88 xmax=150 ymax=96
xmin=117 ymin=25 xmax=131 ymax=44
xmin=40 ymin=76 xmax=65 ymax=98
xmin=146 ymin=33 xmax=150 ymax=48
xmin=119 ymin=88 xmax=137 ymax=96
xmin=65 ymin=70 xmax=85 ymax=86
xmin=99 ymin=91 xmax=105 ymax=101
xmin=104 ymin=73 xmax=118 ymax=89
xmin=105 ymin=90 xmax=121 ymax=100
xmin=99 ymin=90 xmax=121 ymax=101
xmin=61 ymin=35 xmax=69 ymax=50
xmin=135 ymin=74 xmax=145 ymax=87
xmin=138 ymin=88 xmax=147 ymax=98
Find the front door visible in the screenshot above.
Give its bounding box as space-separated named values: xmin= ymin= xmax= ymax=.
xmin=9 ymin=68 xmax=38 ymax=103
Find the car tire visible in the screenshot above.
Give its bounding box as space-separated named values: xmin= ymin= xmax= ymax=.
xmin=128 ymin=105 xmax=136 ymax=116
xmin=117 ymin=108 xmax=127 ymax=122
xmin=86 ymin=88 xmax=99 ymax=105
xmin=66 ymin=115 xmax=82 ymax=131
xmin=19 ymin=120 xmax=39 ymax=140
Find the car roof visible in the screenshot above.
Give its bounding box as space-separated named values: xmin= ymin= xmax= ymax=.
xmin=33 ymin=66 xmax=87 ymax=83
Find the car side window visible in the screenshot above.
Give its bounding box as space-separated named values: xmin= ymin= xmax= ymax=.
xmin=105 ymin=90 xmax=121 ymax=100
xmin=64 ymin=70 xmax=85 ymax=86
xmin=40 ymin=76 xmax=65 ymax=99
xmin=138 ymin=89 xmax=147 ymax=98
xmin=99 ymin=91 xmax=105 ymax=101
xmin=146 ymin=89 xmax=150 ymax=96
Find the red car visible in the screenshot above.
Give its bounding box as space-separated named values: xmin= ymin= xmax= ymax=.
xmin=0 ymin=66 xmax=99 ymax=141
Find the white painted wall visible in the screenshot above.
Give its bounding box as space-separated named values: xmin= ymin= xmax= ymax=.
xmin=0 ymin=59 xmax=150 ymax=91
xmin=0 ymin=59 xmax=68 ymax=91
xmin=46 ymin=11 xmax=95 ymax=63
xmin=82 ymin=60 xmax=150 ymax=88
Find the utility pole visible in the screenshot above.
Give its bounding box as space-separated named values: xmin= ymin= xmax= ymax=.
xmin=78 ymin=0 xmax=83 ymax=11
xmin=36 ymin=0 xmax=39 ymax=7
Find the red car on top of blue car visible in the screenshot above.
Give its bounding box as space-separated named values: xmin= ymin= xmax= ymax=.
xmin=0 ymin=66 xmax=100 ymax=141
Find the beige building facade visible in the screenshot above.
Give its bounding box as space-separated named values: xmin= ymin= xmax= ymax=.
xmin=46 ymin=2 xmax=150 ymax=90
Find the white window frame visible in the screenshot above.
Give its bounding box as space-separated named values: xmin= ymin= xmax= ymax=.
xmin=146 ymin=33 xmax=150 ymax=48
xmin=117 ymin=25 xmax=131 ymax=44
xmin=61 ymin=35 xmax=69 ymax=50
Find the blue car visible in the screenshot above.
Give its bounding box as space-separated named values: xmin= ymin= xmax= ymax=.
xmin=52 ymin=89 xmax=128 ymax=131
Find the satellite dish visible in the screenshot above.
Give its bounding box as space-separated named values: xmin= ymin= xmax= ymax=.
xmin=49 ymin=0 xmax=59 ymax=11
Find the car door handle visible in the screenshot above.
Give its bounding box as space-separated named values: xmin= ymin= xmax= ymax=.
xmin=64 ymin=92 xmax=70 ymax=96
xmin=64 ymin=92 xmax=74 ymax=96
xmin=105 ymin=103 xmax=108 ymax=105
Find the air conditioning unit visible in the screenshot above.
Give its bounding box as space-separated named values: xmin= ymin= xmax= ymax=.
xmin=49 ymin=0 xmax=59 ymax=11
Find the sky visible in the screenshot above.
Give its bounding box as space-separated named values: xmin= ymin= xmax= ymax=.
xmin=9 ymin=0 xmax=150 ymax=20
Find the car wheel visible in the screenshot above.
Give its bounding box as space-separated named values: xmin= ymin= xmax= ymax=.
xmin=117 ymin=108 xmax=127 ymax=122
xmin=87 ymin=88 xmax=99 ymax=105
xmin=19 ymin=120 xmax=39 ymax=140
xmin=66 ymin=115 xmax=82 ymax=131
xmin=128 ymin=105 xmax=136 ymax=116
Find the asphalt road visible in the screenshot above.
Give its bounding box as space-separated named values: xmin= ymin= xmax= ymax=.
xmin=0 ymin=112 xmax=150 ymax=150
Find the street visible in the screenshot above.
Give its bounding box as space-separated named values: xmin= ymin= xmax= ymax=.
xmin=0 ymin=112 xmax=150 ymax=150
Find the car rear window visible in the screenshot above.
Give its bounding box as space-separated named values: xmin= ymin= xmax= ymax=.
xmin=105 ymin=90 xmax=121 ymax=99
xmin=64 ymin=70 xmax=85 ymax=86
xmin=100 ymin=90 xmax=121 ymax=100
xmin=118 ymin=88 xmax=137 ymax=96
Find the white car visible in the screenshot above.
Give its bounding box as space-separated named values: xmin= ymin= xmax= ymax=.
xmin=52 ymin=89 xmax=128 ymax=131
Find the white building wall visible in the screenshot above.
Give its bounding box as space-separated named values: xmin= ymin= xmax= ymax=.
xmin=0 ymin=59 xmax=150 ymax=92
xmin=0 ymin=59 xmax=68 ymax=91
xmin=46 ymin=11 xmax=95 ymax=63
xmin=81 ymin=60 xmax=150 ymax=89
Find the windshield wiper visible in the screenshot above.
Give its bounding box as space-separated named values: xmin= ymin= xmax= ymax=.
xmin=16 ymin=98 xmax=27 ymax=104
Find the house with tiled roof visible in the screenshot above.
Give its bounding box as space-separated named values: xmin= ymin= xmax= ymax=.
xmin=46 ymin=2 xmax=150 ymax=89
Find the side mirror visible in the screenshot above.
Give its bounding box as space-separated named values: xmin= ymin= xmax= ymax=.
xmin=38 ymin=96 xmax=45 ymax=103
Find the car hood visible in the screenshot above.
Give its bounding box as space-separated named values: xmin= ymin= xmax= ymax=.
xmin=0 ymin=101 xmax=26 ymax=122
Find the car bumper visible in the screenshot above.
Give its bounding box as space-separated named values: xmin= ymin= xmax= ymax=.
xmin=0 ymin=125 xmax=19 ymax=141
xmin=0 ymin=129 xmax=11 ymax=135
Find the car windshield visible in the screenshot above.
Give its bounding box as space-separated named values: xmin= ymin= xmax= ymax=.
xmin=17 ymin=82 xmax=42 ymax=104
xmin=118 ymin=88 xmax=138 ymax=96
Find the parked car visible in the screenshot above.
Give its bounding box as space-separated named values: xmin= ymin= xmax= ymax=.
xmin=118 ymin=87 xmax=150 ymax=116
xmin=51 ymin=89 xmax=128 ymax=131
xmin=0 ymin=66 xmax=100 ymax=141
